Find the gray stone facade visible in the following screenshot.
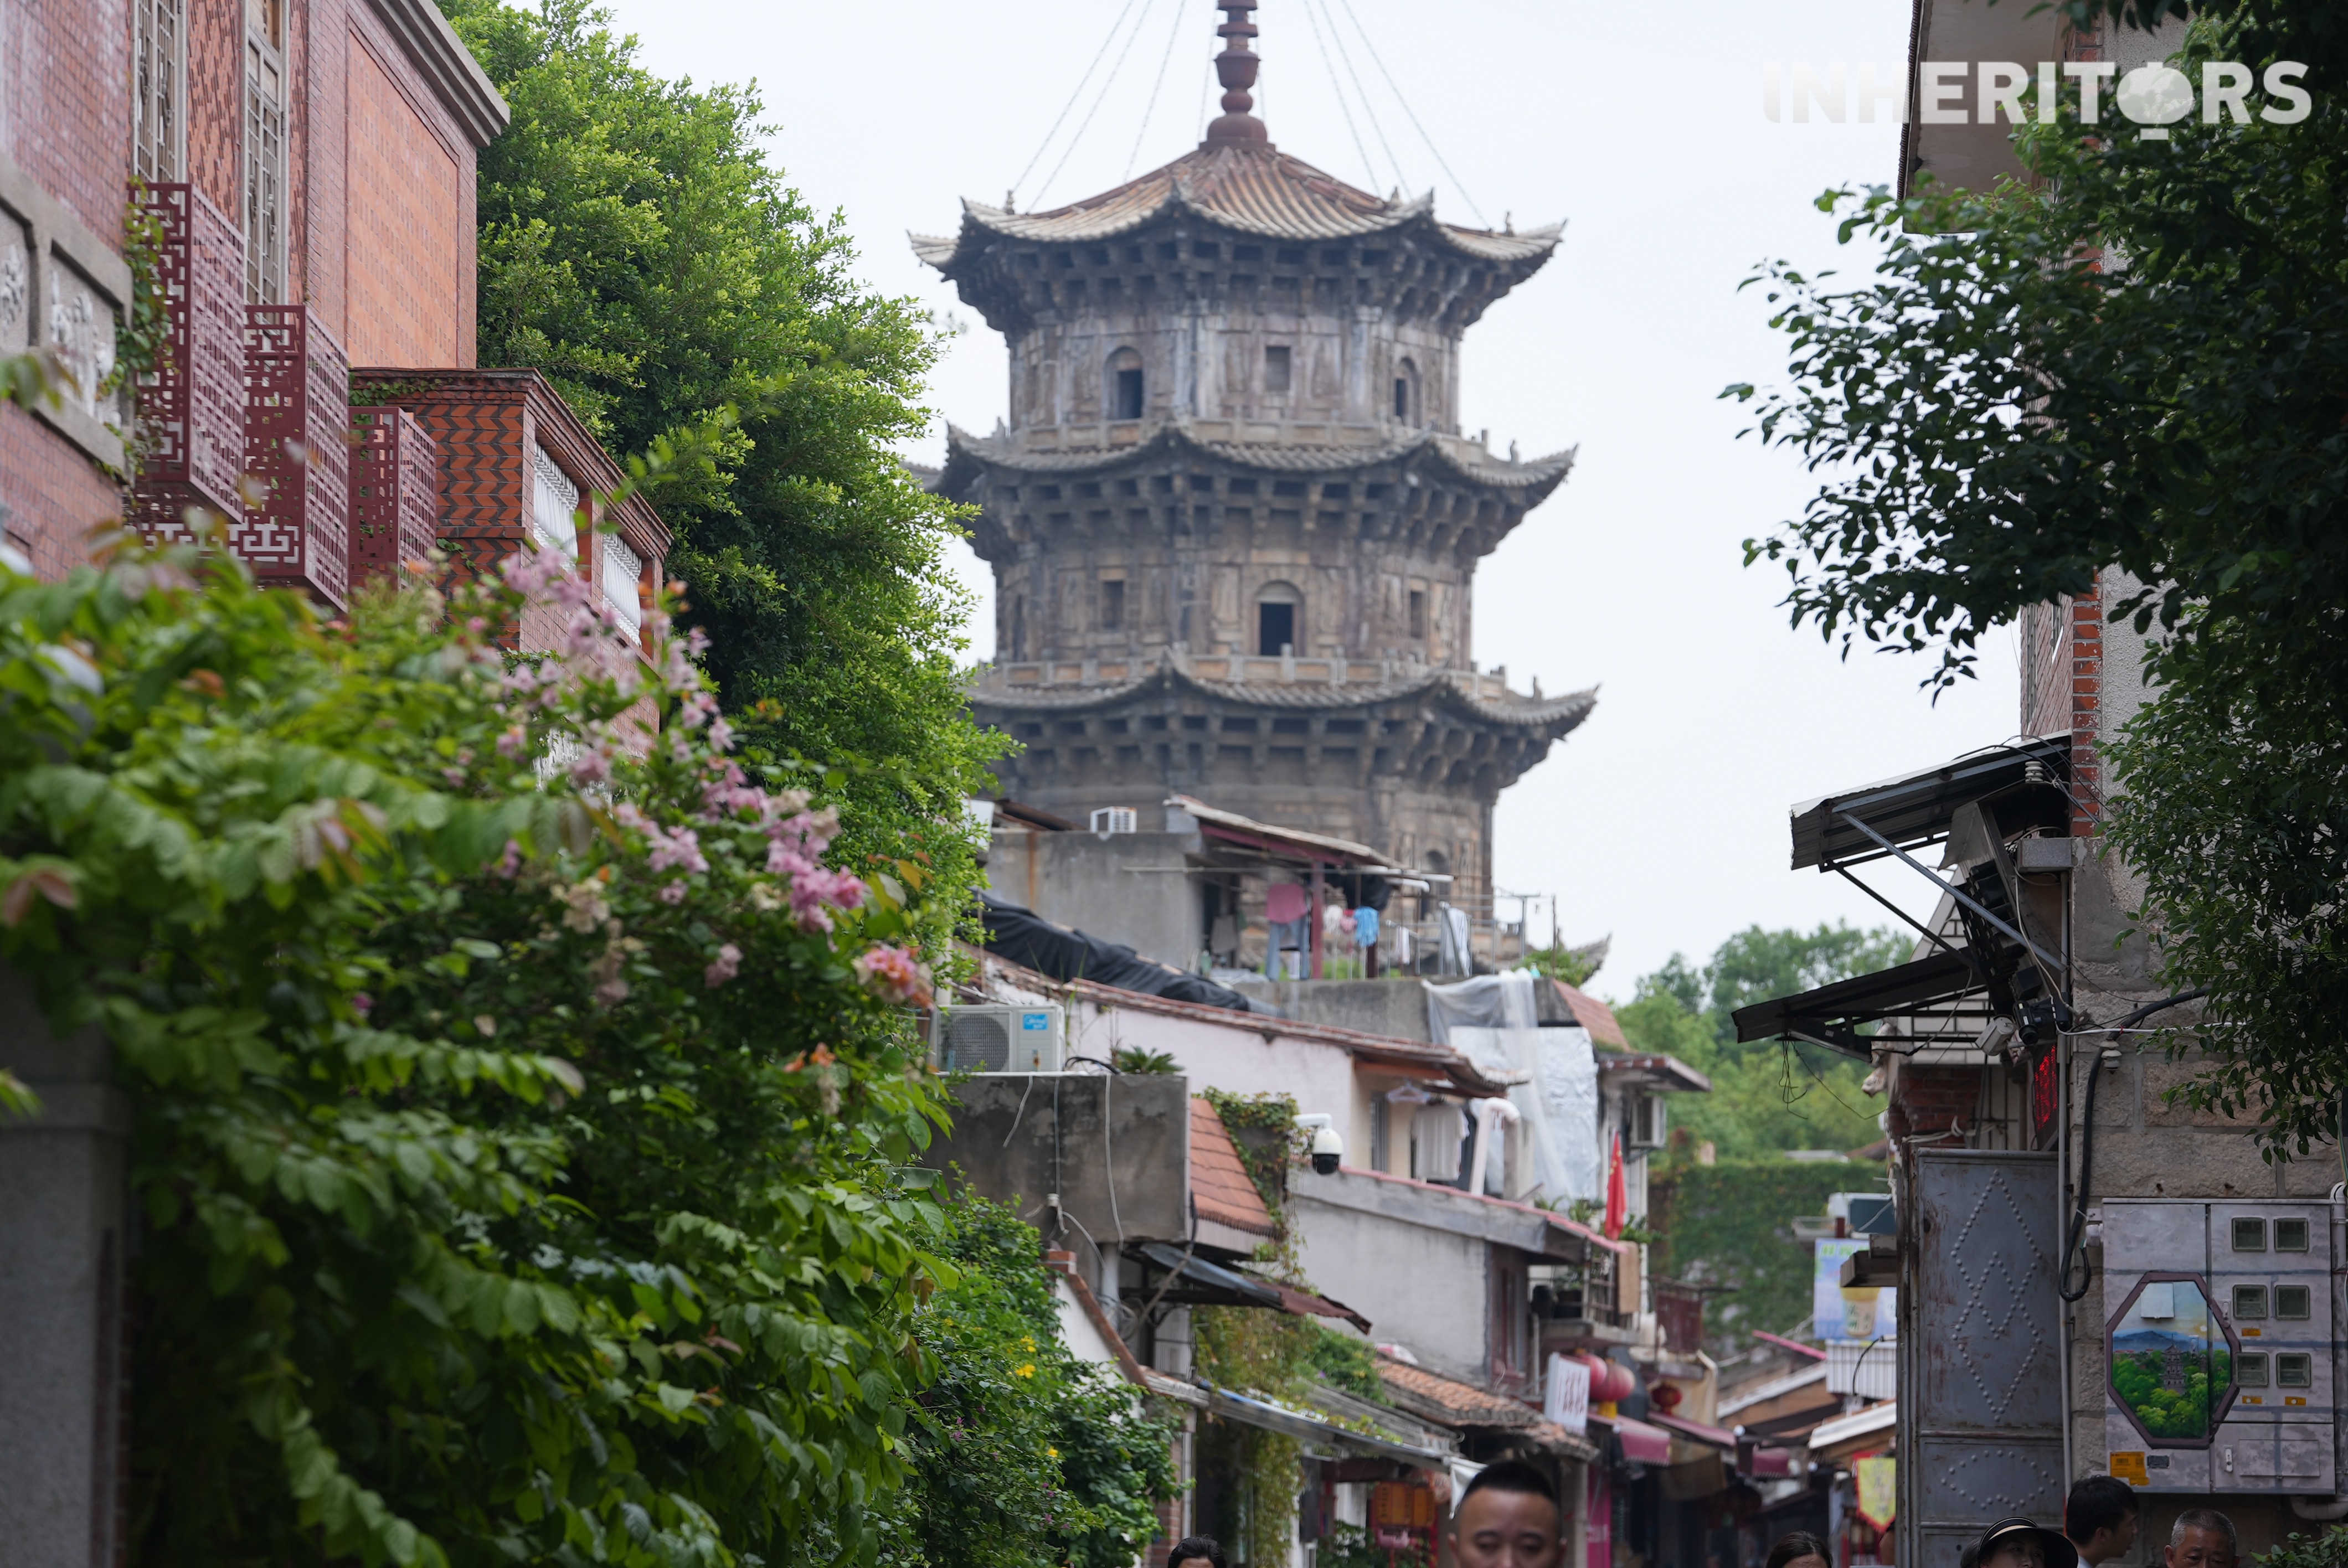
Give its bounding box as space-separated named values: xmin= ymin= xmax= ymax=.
xmin=918 ymin=125 xmax=1588 ymax=904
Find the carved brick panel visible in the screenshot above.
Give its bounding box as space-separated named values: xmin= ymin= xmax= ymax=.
xmin=348 ymin=405 xmax=438 ymax=589
xmin=131 ymin=183 xmax=244 ymax=533
xmin=242 ymin=305 xmax=351 ymax=606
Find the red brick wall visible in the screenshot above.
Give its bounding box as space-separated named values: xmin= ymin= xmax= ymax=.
xmin=0 ymin=403 xmax=124 ymax=577
xmin=186 ymin=0 xmax=241 ymax=222
xmin=1887 ymin=1065 xmax=1979 ymax=1147
xmin=1 ymin=0 xmax=132 ymax=243
xmin=2067 ymin=572 xmax=2104 ymax=835
xmin=342 ymin=14 xmax=471 ymax=366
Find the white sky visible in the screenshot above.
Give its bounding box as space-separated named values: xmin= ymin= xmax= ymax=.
xmin=598 ymin=0 xmax=2024 ymax=998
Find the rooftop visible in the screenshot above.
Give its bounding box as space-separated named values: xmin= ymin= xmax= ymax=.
xmin=912 ymin=142 xmax=1560 ymax=272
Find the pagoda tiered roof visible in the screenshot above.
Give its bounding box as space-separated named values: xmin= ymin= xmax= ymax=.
xmin=938 ymin=419 xmax=1575 ymax=492
xmin=911 ymin=142 xmax=1559 ymax=270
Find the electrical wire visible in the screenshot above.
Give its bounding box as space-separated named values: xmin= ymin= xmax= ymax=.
xmin=2058 ymin=989 xmax=2206 ymax=1303
xmin=1331 ymin=0 xmax=1490 ymax=225
xmin=1314 ymin=0 xmax=1408 ymax=194
xmin=1124 ymin=0 xmax=1191 ymax=180
xmin=1297 ymin=0 xmax=1381 ymax=194
xmin=1031 ymin=0 xmax=1157 ymax=211
xmin=1010 ymin=0 xmax=1145 ymax=210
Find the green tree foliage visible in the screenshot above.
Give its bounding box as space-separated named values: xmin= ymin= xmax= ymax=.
xmin=1648 ymin=1160 xmax=1884 ymax=1354
xmin=883 ymin=1190 xmax=1176 ymax=1568
xmin=438 ymin=0 xmax=1005 ymax=936
xmin=1726 ymin=0 xmax=2348 ymax=1151
xmin=2112 ymin=1348 xmax=2226 ymax=1440
xmin=1615 ymin=924 xmax=1904 ymax=1159
xmin=0 ymin=534 xmax=957 ymax=1567
xmin=2258 ymin=1528 xmax=2348 ymax=1568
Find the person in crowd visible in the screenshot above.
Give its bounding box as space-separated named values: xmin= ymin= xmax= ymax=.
xmin=2065 ymin=1477 xmax=2143 ymax=1566
xmin=1166 ymin=1536 xmax=1227 ymax=1568
xmin=1450 ymin=1459 xmax=1565 ymax=1568
xmin=1766 ymin=1530 xmax=1834 ymax=1568
xmin=2165 ymin=1510 xmax=2239 ymax=1568
xmin=1971 ymin=1516 xmax=2081 ymax=1568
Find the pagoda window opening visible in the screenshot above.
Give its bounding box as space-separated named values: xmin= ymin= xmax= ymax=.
xmin=1257 ymin=582 xmax=1301 ymax=656
xmin=1394 ymin=358 xmax=1422 ymax=424
xmin=1010 ymin=595 xmax=1026 ymax=662
xmin=1108 ymin=347 xmax=1145 ymax=420
xmin=1264 ymin=345 xmax=1293 ymax=394
xmin=1409 ymin=589 xmax=1428 ymax=640
xmin=1101 ymin=578 xmax=1126 ymax=632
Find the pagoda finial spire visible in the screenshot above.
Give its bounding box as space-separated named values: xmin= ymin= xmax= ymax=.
xmin=1202 ymin=2 xmax=1270 ymax=149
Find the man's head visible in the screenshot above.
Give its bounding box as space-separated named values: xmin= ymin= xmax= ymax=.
xmin=1765 ymin=1531 xmax=1832 ymax=1568
xmin=2065 ymin=1478 xmax=2141 ymax=1564
xmin=2165 ymin=1510 xmax=2239 ymax=1568
xmin=1166 ymin=1536 xmax=1227 ymax=1568
xmin=1451 ymin=1460 xmax=1564 ymax=1568
xmin=1974 ymin=1518 xmax=2081 ymax=1568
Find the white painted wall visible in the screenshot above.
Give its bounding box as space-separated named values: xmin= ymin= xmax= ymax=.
xmin=1290 ymin=1190 xmax=1489 ymax=1386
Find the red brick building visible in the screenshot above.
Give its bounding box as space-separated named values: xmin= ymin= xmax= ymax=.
xmin=0 ymin=0 xmax=664 ymax=647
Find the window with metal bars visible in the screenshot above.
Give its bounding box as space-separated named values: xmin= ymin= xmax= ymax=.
xmin=133 ymin=0 xmax=184 ymax=183
xmin=244 ymin=0 xmax=287 ymax=303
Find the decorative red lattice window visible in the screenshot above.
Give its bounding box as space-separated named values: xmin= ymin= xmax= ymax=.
xmin=131 ymin=183 xmax=244 ymax=533
xmin=241 ymin=304 xmax=350 ymax=606
xmin=348 ymin=405 xmax=438 ymax=590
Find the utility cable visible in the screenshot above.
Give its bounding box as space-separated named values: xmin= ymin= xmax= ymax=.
xmin=1125 ymin=0 xmax=1190 ymax=179
xmin=1331 ymin=0 xmax=1490 ymax=225
xmin=1299 ymin=0 xmax=1381 ymax=193
xmin=1010 ymin=0 xmax=1144 ymax=210
xmin=1315 ymin=0 xmax=1408 ymax=194
xmin=2058 ymin=988 xmax=2206 ymax=1302
xmin=1032 ymin=0 xmax=1156 ymax=211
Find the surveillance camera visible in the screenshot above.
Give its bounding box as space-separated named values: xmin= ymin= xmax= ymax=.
xmin=1298 ymin=1113 xmax=1343 ymax=1175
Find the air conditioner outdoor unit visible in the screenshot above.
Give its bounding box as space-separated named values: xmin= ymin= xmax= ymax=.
xmin=1091 ymin=806 xmax=1138 ymax=837
xmin=931 ymin=1003 xmax=1065 ymax=1074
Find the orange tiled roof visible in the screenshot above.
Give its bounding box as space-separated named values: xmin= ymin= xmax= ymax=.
xmin=1191 ymin=1097 xmax=1279 ymax=1237
xmin=1376 ymin=1355 xmax=1541 ymax=1428
xmin=1554 ymin=981 xmax=1627 ymax=1048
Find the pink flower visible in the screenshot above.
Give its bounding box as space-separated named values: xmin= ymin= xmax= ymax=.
xmin=677 ymin=690 xmax=718 ymax=730
xmin=595 ymin=975 xmax=631 ymax=1007
xmin=707 ymin=715 xmax=735 ymax=753
xmin=704 ymin=943 xmax=742 ymax=988
xmin=569 ymin=747 xmax=612 ymax=787
xmin=659 ymin=880 xmax=688 ymax=905
xmin=495 ymin=839 xmax=523 ymax=879
xmin=496 ymin=725 xmax=528 ymax=759
xmin=853 ymin=945 xmax=933 ymax=1007
xmin=351 ymin=992 xmax=374 ymax=1017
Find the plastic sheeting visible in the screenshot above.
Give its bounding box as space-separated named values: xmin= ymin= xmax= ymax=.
xmin=976 ymin=891 xmax=1278 ymax=1014
xmin=1445 ymin=1022 xmax=1600 ymax=1203
xmin=1423 ymin=972 xmax=1541 ymax=1044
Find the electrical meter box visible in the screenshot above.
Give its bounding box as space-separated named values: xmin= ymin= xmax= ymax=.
xmin=930 ymin=1003 xmax=1064 ymax=1074
xmin=2100 ymin=1198 xmax=2341 ymax=1494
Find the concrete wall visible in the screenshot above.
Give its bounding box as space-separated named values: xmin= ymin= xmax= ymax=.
xmin=923 ymin=1071 xmax=1192 ymax=1252
xmin=0 ymin=966 xmax=131 ymax=1566
xmin=1227 ymin=977 xmax=1434 ymax=1041
xmin=1290 ymin=1187 xmax=1490 ymax=1385
xmin=986 ymin=826 xmax=1204 ymax=970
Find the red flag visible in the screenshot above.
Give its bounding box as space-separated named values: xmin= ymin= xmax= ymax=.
xmin=1603 ymin=1132 xmax=1627 ymax=1240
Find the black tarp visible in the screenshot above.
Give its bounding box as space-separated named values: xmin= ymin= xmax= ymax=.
xmin=976 ymin=891 xmax=1279 ymax=1015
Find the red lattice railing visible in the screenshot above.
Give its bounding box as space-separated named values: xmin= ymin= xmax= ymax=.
xmin=348 ymin=405 xmax=439 ymax=589
xmin=131 ymin=183 xmax=244 ymax=534
xmin=242 ymin=304 xmax=351 ymax=606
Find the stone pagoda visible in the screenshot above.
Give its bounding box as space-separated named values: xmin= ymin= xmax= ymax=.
xmin=916 ymin=1 xmax=1590 ymax=905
